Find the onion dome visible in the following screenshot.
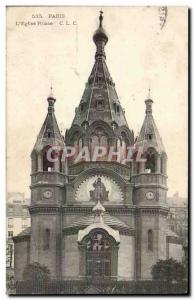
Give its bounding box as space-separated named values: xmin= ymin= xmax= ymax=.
xmin=93 ymin=10 xmax=108 ymax=45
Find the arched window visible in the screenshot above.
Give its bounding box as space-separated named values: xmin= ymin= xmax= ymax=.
xmin=96 ymin=99 xmax=104 ymax=110
xmin=145 ymin=149 xmax=156 ymax=173
xmin=121 ymin=132 xmax=129 ymax=162
xmin=59 ymin=150 xmax=63 ymax=173
xmin=44 ymin=228 xmax=50 ymax=250
xmin=80 ymin=230 xmax=118 ymax=278
xmin=71 ymin=131 xmax=80 ymax=163
xmin=42 ymin=146 xmax=54 ymax=171
xmin=99 ymin=135 xmax=108 ymax=160
xmin=90 ymin=135 xmax=99 ymax=159
xmin=117 ymin=138 xmax=121 ymax=150
xmin=148 ymin=229 xmax=153 ymax=251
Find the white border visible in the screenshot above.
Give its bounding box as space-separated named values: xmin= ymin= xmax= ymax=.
xmin=1 ymin=0 xmax=192 ymax=299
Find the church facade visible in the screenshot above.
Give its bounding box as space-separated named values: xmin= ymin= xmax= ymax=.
xmin=13 ymin=12 xmax=183 ymax=284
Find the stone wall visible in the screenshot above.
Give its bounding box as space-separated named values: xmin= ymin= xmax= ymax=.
xmin=139 ymin=213 xmax=163 ymax=279
xmin=30 ymin=213 xmax=61 ymax=279
xmin=118 ymin=235 xmax=135 ymax=279
xmin=168 ymin=243 xmax=183 ymax=262
xmin=62 ymin=234 xmax=79 ymax=278
xmin=14 ymin=239 xmax=30 ymax=281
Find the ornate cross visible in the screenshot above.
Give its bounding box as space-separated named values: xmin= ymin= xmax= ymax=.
xmin=99 ymin=10 xmax=103 ymax=27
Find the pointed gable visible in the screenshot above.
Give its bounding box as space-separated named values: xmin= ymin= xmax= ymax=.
xmin=70 ymin=12 xmax=130 ymax=130
xmin=33 ymin=92 xmax=64 ymax=153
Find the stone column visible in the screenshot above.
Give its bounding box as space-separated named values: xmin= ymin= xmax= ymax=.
xmin=139 ymin=161 xmax=145 ymax=173
xmin=65 ymin=183 xmax=74 ymax=205
xmin=156 ymin=154 xmax=161 ymax=173
xmin=54 ymin=158 xmax=60 ymax=172
xmin=125 ymin=184 xmax=133 ymax=205
xmin=163 ymin=156 xmax=167 ymax=175
xmin=37 ymin=153 xmax=42 ymax=171
xmin=131 ymin=161 xmax=135 ymax=175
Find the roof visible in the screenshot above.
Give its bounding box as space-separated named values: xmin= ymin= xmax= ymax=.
xmin=166 ymin=229 xmax=179 ymax=238
xmin=69 ymin=13 xmax=131 ymax=131
xmin=63 ymin=212 xmax=134 ymax=235
xmin=32 ymin=95 xmax=64 ymax=153
xmin=71 ymin=57 xmax=129 ymax=129
xmin=166 ymin=229 xmax=183 ymax=244
xmin=13 ymin=227 xmax=31 ymax=242
xmin=135 ymin=98 xmax=165 ymax=154
xmin=78 ymin=223 xmax=120 ymax=243
xmin=92 ymin=201 xmax=105 ymax=213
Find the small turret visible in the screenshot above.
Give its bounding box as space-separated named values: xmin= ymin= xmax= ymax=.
xmin=133 ymin=91 xmax=167 ymax=175
xmin=31 ymin=87 xmax=65 ymax=173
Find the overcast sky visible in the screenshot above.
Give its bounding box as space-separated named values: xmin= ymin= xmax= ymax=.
xmin=7 ymin=6 xmax=188 ymax=199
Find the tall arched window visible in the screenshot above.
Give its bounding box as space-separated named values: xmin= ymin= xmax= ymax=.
xmin=42 ymin=146 xmax=54 ymax=171
xmin=90 ymin=135 xmax=99 ymax=160
xmin=145 ymin=149 xmax=156 ymax=173
xmin=121 ymin=132 xmax=130 ymax=163
xmin=99 ymin=135 xmax=108 ymax=160
xmin=148 ymin=229 xmax=153 ymax=251
xmin=44 ymin=228 xmax=50 ymax=250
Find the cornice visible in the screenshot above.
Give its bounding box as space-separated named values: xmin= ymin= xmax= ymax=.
xmin=29 ymin=204 xmax=169 ymax=216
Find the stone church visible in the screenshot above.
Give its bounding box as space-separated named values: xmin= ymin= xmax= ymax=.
xmin=14 ymin=12 xmax=183 ymax=284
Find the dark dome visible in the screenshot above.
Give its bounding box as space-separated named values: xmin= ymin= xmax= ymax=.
xmin=93 ymin=26 xmax=108 ymax=44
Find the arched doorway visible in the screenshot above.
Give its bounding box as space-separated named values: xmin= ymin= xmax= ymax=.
xmin=79 ymin=229 xmax=119 ymax=279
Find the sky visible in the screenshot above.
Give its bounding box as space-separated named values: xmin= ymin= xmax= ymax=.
xmin=6 ymin=6 xmax=188 ymax=199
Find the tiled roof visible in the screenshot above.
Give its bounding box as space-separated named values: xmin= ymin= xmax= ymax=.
xmin=33 ymin=96 xmax=64 ymax=152
xmin=136 ymin=100 xmax=165 ymax=154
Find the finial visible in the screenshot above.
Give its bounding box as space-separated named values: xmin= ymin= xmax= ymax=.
xmin=93 ymin=10 xmax=108 ymax=58
xmin=49 ymin=82 xmax=54 ymax=98
xmin=148 ymin=88 xmax=151 ymax=99
xmin=145 ymin=89 xmax=153 ymax=115
xmin=99 ymin=10 xmax=103 ymax=27
xmin=93 ymin=200 xmax=105 ymax=223
xmin=47 ymin=83 xmax=56 ymax=113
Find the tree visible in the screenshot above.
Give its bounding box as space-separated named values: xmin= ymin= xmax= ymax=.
xmin=23 ymin=262 xmax=51 ymax=282
xmin=151 ymin=258 xmax=186 ymax=284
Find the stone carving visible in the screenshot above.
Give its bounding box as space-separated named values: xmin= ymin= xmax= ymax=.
xmin=90 ymin=177 xmax=109 ymax=202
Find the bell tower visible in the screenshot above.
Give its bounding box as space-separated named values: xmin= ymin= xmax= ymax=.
xmin=131 ymin=92 xmax=169 ymax=280
xmin=29 ymin=88 xmax=65 ymax=279
xmin=132 ymin=92 xmax=168 ymax=206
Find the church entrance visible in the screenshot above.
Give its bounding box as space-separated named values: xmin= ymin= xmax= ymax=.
xmin=79 ymin=230 xmax=118 ymax=279
xmin=86 ymin=251 xmax=111 ymax=277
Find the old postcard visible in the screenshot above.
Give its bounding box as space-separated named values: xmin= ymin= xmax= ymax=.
xmin=6 ymin=6 xmax=188 ymax=295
